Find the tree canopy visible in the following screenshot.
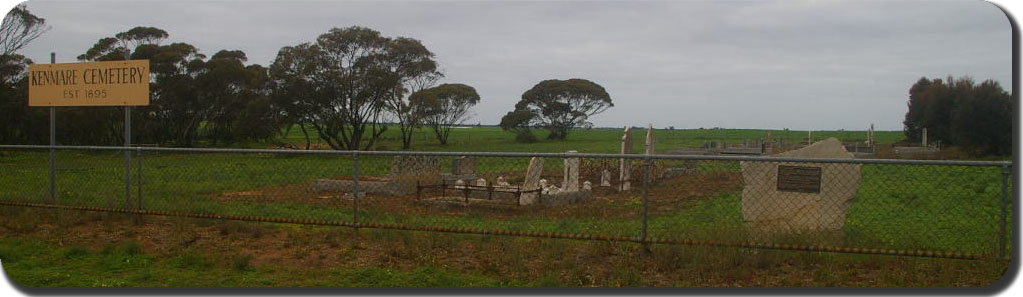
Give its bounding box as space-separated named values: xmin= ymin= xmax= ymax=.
xmin=270 ymin=26 xmax=443 ymax=150
xmin=511 ymin=78 xmax=612 ymax=140
xmin=411 ymin=83 xmax=480 ymax=145
xmin=903 ymin=76 xmax=1012 ymax=156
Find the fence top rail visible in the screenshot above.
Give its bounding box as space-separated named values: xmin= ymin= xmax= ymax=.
xmin=0 ymin=144 xmax=1012 ymax=167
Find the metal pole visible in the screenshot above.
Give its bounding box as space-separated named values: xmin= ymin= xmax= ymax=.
xmin=641 ymin=156 xmax=652 ymax=253
xmin=136 ymin=147 xmax=143 ymax=210
xmin=352 ymin=150 xmax=360 ymax=243
xmin=1000 ymin=165 xmax=1010 ymax=259
xmin=124 ymin=106 xmax=132 ymax=209
xmin=48 ymin=52 xmax=56 ymax=204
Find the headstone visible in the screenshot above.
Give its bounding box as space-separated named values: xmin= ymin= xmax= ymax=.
xmin=563 ymin=150 xmax=580 ymax=192
xmin=390 ymin=155 xmax=440 ymax=177
xmin=868 ymin=124 xmax=875 ymax=146
xmin=644 ymin=124 xmax=655 ymax=155
xmin=582 ymin=181 xmax=592 ymax=191
xmin=520 ymin=157 xmax=544 ymax=205
xmin=740 ymin=138 xmax=862 ymax=236
xmin=389 ymin=155 xmax=441 ymax=193
xmin=452 ymin=156 xmax=477 ymax=175
xmin=476 ymin=178 xmax=487 ymax=187
xmin=922 ymin=128 xmax=928 ymax=147
xmin=600 ymin=169 xmax=611 ymax=187
xmin=619 ymin=127 xmax=633 ymax=191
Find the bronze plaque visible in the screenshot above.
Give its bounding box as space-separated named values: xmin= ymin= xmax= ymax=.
xmin=777 ymin=165 xmax=822 ymax=193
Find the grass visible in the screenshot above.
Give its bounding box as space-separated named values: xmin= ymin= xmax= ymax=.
xmin=269 ymin=125 xmax=908 ymax=153
xmin=0 ymin=127 xmax=1013 ymax=286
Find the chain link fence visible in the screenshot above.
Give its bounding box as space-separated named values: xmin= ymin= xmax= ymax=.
xmin=0 ymin=145 xmax=1012 ymax=259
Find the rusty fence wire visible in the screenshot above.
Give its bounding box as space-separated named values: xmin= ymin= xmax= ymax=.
xmin=0 ymin=145 xmax=1013 ymax=259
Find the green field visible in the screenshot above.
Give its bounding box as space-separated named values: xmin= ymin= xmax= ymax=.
xmin=269 ymin=125 xmax=907 ymax=153
xmin=0 ymin=127 xmax=1012 ymax=287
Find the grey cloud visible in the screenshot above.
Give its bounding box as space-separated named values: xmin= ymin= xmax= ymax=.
xmin=16 ymin=0 xmax=1011 ymax=131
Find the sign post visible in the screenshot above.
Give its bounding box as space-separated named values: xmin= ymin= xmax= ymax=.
xmin=48 ymin=52 xmax=56 ymax=204
xmin=29 ymin=59 xmax=150 ymax=209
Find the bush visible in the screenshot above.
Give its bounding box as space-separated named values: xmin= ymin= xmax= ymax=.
xmin=514 ymin=131 xmax=537 ymax=143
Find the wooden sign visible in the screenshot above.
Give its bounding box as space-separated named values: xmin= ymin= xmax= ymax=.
xmin=28 ymin=60 xmax=150 ymax=106
xmin=777 ymin=165 xmax=822 ymax=193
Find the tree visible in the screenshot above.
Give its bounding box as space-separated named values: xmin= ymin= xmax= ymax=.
xmin=75 ymin=27 xmax=276 ymax=147
xmin=271 ymin=26 xmax=436 ymax=150
xmin=903 ymin=75 xmax=1013 ymax=156
xmin=0 ymin=4 xmax=48 ymax=144
xmin=411 ymin=83 xmax=480 ymax=145
xmin=498 ymin=109 xmax=538 ymax=143
xmin=949 ymin=80 xmax=1013 ymax=155
xmin=269 ymin=43 xmax=320 ymax=149
xmin=380 ymin=37 xmax=442 ymax=149
xmin=1 ymin=4 xmax=50 ymax=56
xmin=513 ymin=78 xmax=613 ymax=140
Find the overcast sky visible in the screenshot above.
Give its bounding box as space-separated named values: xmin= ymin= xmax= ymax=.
xmin=8 ymin=0 xmax=1013 ymax=131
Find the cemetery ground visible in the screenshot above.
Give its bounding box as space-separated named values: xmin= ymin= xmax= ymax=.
xmin=0 ymin=127 xmax=1012 ymax=287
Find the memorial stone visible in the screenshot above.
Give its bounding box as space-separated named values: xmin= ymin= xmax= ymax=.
xmin=740 ymin=138 xmax=862 ymax=235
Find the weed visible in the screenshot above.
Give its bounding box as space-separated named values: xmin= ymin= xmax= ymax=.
xmin=231 ymin=253 xmax=253 ymax=271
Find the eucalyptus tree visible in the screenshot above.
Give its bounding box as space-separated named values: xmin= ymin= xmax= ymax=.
xmin=269 ymin=43 xmax=320 ymax=149
xmin=0 ymin=3 xmax=49 ymax=56
xmin=513 ymin=78 xmax=613 ymax=140
xmin=380 ymin=37 xmax=442 ymax=149
xmin=411 ymin=83 xmax=480 ymax=145
xmin=498 ymin=109 xmax=538 ymax=143
xmin=0 ymin=4 xmax=48 ymax=144
xmin=271 ymin=26 xmax=441 ymax=150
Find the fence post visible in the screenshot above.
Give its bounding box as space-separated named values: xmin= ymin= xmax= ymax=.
xmin=48 ymin=107 xmax=56 ymax=204
xmin=352 ymin=150 xmax=360 ymax=244
xmin=48 ymin=52 xmax=56 ymax=205
xmin=1001 ymin=164 xmax=1010 ymax=259
xmin=641 ymin=156 xmax=652 ymax=253
xmin=136 ymin=147 xmax=143 ymax=210
xmin=124 ymin=106 xmax=132 ymax=209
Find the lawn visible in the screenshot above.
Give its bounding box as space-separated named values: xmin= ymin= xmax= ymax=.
xmin=0 ymin=127 xmax=1012 ymax=287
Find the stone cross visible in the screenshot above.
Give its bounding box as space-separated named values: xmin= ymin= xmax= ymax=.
xmin=520 ymin=157 xmax=544 ymax=205
xmin=619 ymin=126 xmax=633 ymax=191
xmin=563 ymin=150 xmax=580 ymax=192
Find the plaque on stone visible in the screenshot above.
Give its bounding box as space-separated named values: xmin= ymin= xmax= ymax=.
xmin=776 ymin=165 xmax=822 ymax=193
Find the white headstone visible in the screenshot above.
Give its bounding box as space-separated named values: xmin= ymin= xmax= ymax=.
xmin=563 ymin=150 xmax=580 ymax=192
xmin=582 ymin=181 xmax=592 ymax=191
xmin=600 ymin=169 xmax=611 ymax=187
xmin=476 ymin=178 xmax=487 ymax=187
xmin=922 ymin=128 xmax=928 ymax=147
xmin=520 ymin=157 xmax=544 ymax=205
xmin=620 ymin=127 xmax=633 ymax=191
xmin=644 ymin=124 xmax=655 ymax=155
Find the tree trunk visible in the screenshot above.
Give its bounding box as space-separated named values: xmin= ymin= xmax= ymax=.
xmin=299 ymin=124 xmax=311 ymax=150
